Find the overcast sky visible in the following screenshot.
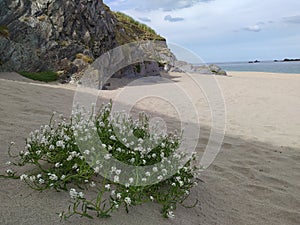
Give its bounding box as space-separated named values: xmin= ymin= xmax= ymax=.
xmin=104 ymin=0 xmax=300 ymax=63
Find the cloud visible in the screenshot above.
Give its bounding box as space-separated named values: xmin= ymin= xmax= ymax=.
xmin=244 ymin=25 xmax=261 ymax=32
xmin=164 ymin=15 xmax=184 ymax=22
xmin=105 ymin=0 xmax=300 ymax=62
xmin=283 ymin=15 xmax=300 ymax=24
xmin=105 ymin=0 xmax=213 ymax=11
xmin=138 ymin=17 xmax=152 ymax=22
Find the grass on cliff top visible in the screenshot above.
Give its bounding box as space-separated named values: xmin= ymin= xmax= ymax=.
xmin=18 ymin=71 xmax=58 ymax=82
xmin=113 ymin=11 xmax=165 ymax=44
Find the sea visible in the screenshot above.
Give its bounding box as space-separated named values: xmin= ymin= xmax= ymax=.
xmin=214 ymin=61 xmax=300 ymax=74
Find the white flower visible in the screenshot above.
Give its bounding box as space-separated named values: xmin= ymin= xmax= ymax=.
xmin=108 ymin=145 xmax=113 ymax=151
xmin=101 ymin=144 xmax=107 ymax=148
xmin=24 ymin=151 xmax=30 ymax=156
xmin=78 ymin=192 xmax=84 ymax=198
xmin=114 ymin=175 xmax=119 ymax=183
xmin=115 ymin=169 xmax=121 ymax=175
xmin=55 ymin=162 xmax=62 ymax=168
xmin=36 ymin=150 xmax=41 ymax=155
xmin=104 ymin=154 xmax=111 ymax=160
xmin=125 ymin=183 xmax=130 ymax=188
xmin=37 ymin=174 xmax=42 ymax=178
xmin=111 ymin=167 xmax=116 ymax=172
xmin=20 ymin=174 xmax=28 ymax=181
xmin=69 ymin=188 xmax=84 ymax=199
xmin=116 ymin=193 xmax=122 ymax=199
xmin=39 ymin=179 xmax=45 ymax=184
xmin=49 ymin=173 xmax=58 ymax=181
xmin=172 ymin=183 xmax=176 ymax=186
xmin=152 ymin=167 xmax=158 ymax=172
xmin=72 ymin=163 xmax=78 ymax=169
xmin=67 ymin=155 xmax=73 ymax=161
xmin=29 ymin=176 xmax=36 ymax=182
xmin=142 ymin=178 xmax=147 ymax=182
xmin=105 ymin=184 xmax=111 ymax=190
xmin=6 ymin=169 xmax=13 ymax=174
xmin=26 ymin=144 xmax=31 ymax=150
xmin=129 ymin=177 xmax=134 ymax=183
xmin=150 ymin=196 xmax=154 ymax=201
xmin=10 ymin=141 xmax=15 ymax=145
xmin=179 ymin=181 xmax=184 ymax=187
xmin=145 ymin=172 xmax=151 ymax=177
xmin=90 ymin=182 xmax=96 ymax=187
xmin=157 ymin=175 xmax=163 ymax=181
xmin=167 ymin=211 xmax=175 ymax=219
xmin=84 ymin=150 xmax=90 ymax=155
xmin=130 ymin=158 xmax=135 ymax=163
xmin=124 ymin=197 xmax=131 ymax=205
xmin=94 ymin=166 xmax=100 ymax=173
xmin=56 ymin=140 xmax=65 ymax=148
xmin=152 ymin=153 xmax=156 ymax=158
xmin=61 ymin=175 xmax=66 ymax=180
xmin=64 ymin=135 xmax=70 ymax=141
xmin=5 ymin=161 xmax=11 ymax=165
xmin=111 ymin=190 xmax=116 ymax=196
xmin=162 ymin=169 xmax=167 ymax=176
xmin=110 ymin=135 xmax=116 ymax=141
xmin=69 ymin=188 xmax=77 ymax=199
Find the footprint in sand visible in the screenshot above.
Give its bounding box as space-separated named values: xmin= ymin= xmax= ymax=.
xmin=222 ymin=142 xmax=232 ymax=149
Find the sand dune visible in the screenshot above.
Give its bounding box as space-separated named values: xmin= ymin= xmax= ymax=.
xmin=0 ymin=71 xmax=299 ymax=224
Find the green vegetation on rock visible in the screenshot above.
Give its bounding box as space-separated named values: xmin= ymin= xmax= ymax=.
xmin=0 ymin=25 xmax=9 ymax=38
xmin=18 ymin=71 xmax=58 ymax=82
xmin=113 ymin=11 xmax=165 ymax=44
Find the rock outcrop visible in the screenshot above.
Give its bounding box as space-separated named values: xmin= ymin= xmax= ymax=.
xmin=0 ymin=0 xmax=226 ymax=82
xmin=0 ymin=0 xmax=117 ymax=72
xmin=0 ymin=0 xmax=174 ymax=82
xmin=168 ymin=61 xmax=227 ymax=75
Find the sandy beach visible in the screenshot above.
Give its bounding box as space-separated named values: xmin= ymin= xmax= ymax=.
xmin=0 ymin=71 xmax=299 ymax=225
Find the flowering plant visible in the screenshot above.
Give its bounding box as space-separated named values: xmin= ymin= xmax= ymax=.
xmin=3 ymin=102 xmax=199 ymax=220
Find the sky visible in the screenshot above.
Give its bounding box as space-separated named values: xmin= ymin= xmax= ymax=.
xmin=104 ymin=0 xmax=300 ymax=63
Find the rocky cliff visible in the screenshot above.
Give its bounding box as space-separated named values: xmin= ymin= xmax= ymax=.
xmin=0 ymin=0 xmax=225 ymax=81
xmin=0 ymin=0 xmax=173 ymax=81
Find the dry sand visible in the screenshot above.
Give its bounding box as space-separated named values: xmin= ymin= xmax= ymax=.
xmin=0 ymin=71 xmax=299 ymax=225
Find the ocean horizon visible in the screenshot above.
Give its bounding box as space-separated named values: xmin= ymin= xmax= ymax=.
xmin=212 ymin=61 xmax=300 ymax=74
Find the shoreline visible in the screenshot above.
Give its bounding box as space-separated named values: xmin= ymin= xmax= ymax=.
xmin=227 ymin=70 xmax=300 ymax=76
